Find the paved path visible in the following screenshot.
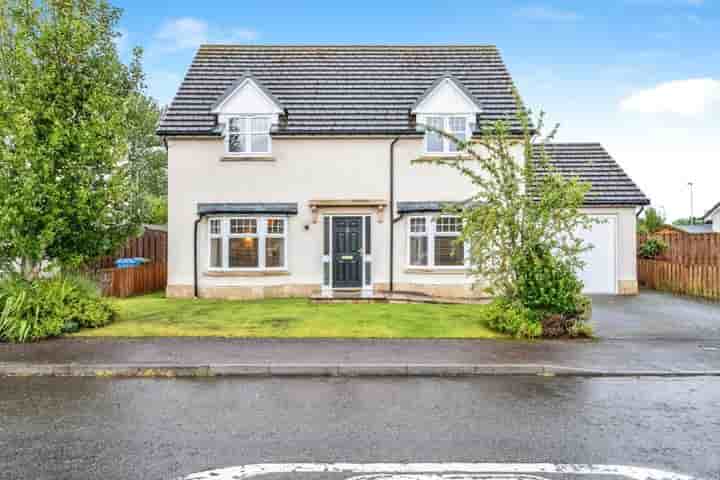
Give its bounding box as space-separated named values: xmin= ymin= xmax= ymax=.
xmin=1 ymin=337 xmax=719 ymax=376
xmin=1 ymin=376 xmax=718 ymax=479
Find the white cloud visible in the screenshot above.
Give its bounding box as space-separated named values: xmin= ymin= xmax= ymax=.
xmin=513 ymin=6 xmax=581 ymax=22
xmin=155 ymin=17 xmax=209 ymax=51
xmin=619 ymin=78 xmax=720 ymax=115
xmin=154 ymin=17 xmax=259 ymax=52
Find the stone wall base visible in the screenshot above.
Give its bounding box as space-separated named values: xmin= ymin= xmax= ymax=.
xmin=167 ymin=283 xmax=318 ymax=300
xmin=375 ymin=282 xmax=490 ymax=299
xmin=168 ymin=282 xmax=489 ymax=300
xmin=618 ymin=279 xmax=639 ymax=295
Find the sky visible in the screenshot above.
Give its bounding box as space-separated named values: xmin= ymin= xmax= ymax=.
xmin=113 ymin=0 xmax=720 ymax=222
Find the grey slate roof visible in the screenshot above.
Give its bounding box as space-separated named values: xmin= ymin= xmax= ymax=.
xmin=532 ymin=143 xmax=650 ymax=207
xmin=157 ymin=45 xmax=523 ymax=136
xmin=197 ymin=202 xmax=298 ymax=215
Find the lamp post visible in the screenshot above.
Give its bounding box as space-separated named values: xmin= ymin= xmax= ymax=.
xmin=688 ymin=182 xmax=694 ymax=225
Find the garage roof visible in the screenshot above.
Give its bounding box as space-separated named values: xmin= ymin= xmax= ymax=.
xmin=532 ymin=143 xmax=650 ymax=207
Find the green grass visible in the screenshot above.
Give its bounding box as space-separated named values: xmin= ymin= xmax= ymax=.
xmin=71 ymin=293 xmax=505 ymax=339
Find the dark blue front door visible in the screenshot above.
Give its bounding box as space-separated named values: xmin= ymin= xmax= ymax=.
xmin=332 ymin=217 xmax=363 ymax=288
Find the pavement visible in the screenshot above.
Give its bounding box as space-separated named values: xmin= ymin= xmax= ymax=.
xmin=0 ymin=290 xmax=718 ymax=377
xmin=1 ymin=376 xmax=719 ymax=480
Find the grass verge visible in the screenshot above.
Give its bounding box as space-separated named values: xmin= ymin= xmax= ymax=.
xmin=71 ymin=293 xmax=505 ymax=339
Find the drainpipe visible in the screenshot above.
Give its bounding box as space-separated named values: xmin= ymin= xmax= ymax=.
xmin=389 ymin=136 xmax=400 ymax=293
xmin=636 ymin=206 xmax=645 ymax=218
xmin=193 ymin=215 xmax=204 ymax=298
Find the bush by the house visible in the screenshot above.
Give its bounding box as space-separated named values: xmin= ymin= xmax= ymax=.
xmin=479 ymin=298 xmax=543 ymax=339
xmin=477 ymin=246 xmax=593 ymax=340
xmin=0 ymin=275 xmax=115 ymax=343
xmin=510 ymin=245 xmax=593 ymax=338
xmin=638 ymin=238 xmax=668 ymax=259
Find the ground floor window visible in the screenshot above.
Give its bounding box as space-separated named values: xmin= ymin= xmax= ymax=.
xmin=209 ymin=216 xmax=287 ymax=270
xmin=408 ymin=215 xmax=465 ymax=268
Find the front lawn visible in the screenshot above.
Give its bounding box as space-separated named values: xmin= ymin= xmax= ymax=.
xmin=72 ymin=293 xmax=505 ymax=339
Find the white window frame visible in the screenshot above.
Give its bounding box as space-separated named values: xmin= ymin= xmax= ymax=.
xmin=225 ymin=115 xmax=272 ymax=156
xmin=423 ymin=115 xmax=473 ymax=155
xmin=208 ymin=216 xmax=288 ymax=271
xmin=407 ymin=215 xmax=468 ymax=269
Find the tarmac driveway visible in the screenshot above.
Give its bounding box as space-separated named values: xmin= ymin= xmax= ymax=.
xmin=591 ymin=290 xmax=720 ymax=340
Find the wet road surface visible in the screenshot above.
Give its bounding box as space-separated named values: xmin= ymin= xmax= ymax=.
xmin=1 ymin=377 xmax=719 ymax=480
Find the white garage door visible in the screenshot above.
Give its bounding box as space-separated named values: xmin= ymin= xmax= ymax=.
xmin=576 ymin=215 xmax=617 ymax=294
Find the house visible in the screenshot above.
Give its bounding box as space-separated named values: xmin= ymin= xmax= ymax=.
xmin=703 ymin=202 xmax=720 ymax=233
xmin=157 ymin=45 xmax=649 ymax=299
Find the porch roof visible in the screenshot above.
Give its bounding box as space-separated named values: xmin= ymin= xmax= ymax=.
xmin=197 ymin=202 xmax=299 ymax=215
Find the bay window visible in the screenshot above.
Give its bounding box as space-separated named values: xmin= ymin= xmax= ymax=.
xmin=424 ymin=115 xmax=470 ymax=154
xmin=408 ymin=215 xmax=466 ymax=268
xmin=226 ymin=116 xmax=271 ymax=155
xmin=209 ymin=217 xmax=287 ymax=270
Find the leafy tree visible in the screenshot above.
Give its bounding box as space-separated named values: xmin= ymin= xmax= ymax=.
xmin=125 ymin=58 xmax=167 ymax=221
xmin=638 ymin=206 xmax=666 ymax=235
xmin=417 ymin=96 xmax=593 ymax=315
xmin=147 ymin=195 xmax=168 ymax=225
xmin=0 ymin=0 xmax=145 ymax=278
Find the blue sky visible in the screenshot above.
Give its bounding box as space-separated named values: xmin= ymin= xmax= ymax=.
xmin=114 ymin=0 xmax=720 ymax=221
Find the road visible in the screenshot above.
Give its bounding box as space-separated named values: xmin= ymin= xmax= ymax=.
xmin=0 ymin=377 xmax=719 ymax=480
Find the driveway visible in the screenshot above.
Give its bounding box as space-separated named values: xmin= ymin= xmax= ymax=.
xmin=591 ymin=290 xmax=720 ymax=340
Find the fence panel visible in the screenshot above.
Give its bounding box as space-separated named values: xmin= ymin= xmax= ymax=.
xmin=99 ymin=262 xmax=167 ymax=298
xmin=638 ymin=259 xmax=720 ymax=300
xmin=95 ymin=228 xmax=168 ymax=269
xmin=639 ymin=231 xmax=720 ymax=265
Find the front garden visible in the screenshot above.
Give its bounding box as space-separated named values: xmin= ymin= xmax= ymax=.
xmin=71 ymin=294 xmax=506 ymax=339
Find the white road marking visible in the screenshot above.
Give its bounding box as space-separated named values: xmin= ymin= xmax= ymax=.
xmin=181 ymin=463 xmax=700 ymax=480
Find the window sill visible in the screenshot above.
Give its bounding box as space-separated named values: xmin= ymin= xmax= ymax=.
xmin=417 ymin=154 xmax=471 ymax=162
xmin=220 ymin=155 xmax=275 ymax=162
xmin=404 ymin=267 xmax=469 ymax=275
xmin=205 ymin=270 xmax=290 ymax=277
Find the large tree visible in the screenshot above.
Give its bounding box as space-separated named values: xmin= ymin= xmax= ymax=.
xmin=124 ymin=53 xmax=168 ymax=224
xmin=0 ymin=0 xmax=145 ymax=277
xmin=417 ymin=98 xmax=594 ymax=315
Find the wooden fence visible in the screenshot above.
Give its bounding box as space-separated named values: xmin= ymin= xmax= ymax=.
xmin=97 ymin=262 xmax=167 ymax=298
xmin=638 ymin=231 xmax=720 ymax=300
xmin=638 ymin=231 xmax=720 ymax=265
xmin=638 ymin=260 xmax=720 ymax=300
xmin=95 ymin=226 xmax=167 ymax=269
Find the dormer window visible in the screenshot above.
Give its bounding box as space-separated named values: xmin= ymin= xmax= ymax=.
xmin=425 ymin=116 xmax=469 ymax=154
xmin=411 ymin=75 xmax=481 ymax=156
xmin=210 ymin=73 xmax=284 ymax=159
xmin=227 ymin=116 xmax=271 ymax=155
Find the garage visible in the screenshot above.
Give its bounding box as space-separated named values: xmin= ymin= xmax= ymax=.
xmin=577 ymin=214 xmax=617 ymax=294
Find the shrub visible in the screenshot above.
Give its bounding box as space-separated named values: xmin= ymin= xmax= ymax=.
xmin=638 ymin=238 xmax=667 ymax=259
xmin=514 ymin=245 xmax=585 ymax=316
xmin=0 ymin=275 xmax=114 ymax=343
xmin=480 ymin=298 xmax=543 ymax=339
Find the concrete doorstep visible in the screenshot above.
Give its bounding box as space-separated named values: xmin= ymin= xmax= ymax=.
xmin=1 ymin=362 xmax=720 ymax=378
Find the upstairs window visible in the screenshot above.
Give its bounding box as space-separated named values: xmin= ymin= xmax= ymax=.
xmin=424 ymin=116 xmax=469 ymax=154
xmin=227 ymin=116 xmax=271 ymax=155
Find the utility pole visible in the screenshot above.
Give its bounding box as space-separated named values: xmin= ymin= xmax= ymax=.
xmin=688 ymin=182 xmax=694 ymax=225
